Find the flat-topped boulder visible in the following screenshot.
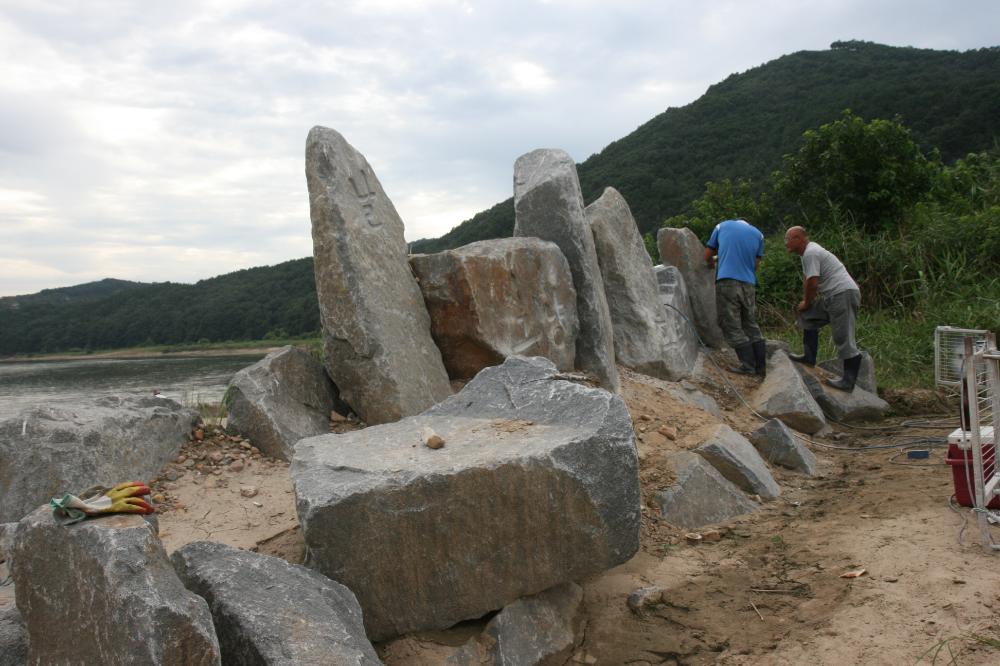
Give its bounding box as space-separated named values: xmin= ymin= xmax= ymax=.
xmin=292 ymin=356 xmax=639 ymax=640
xmin=656 ymin=452 xmax=759 ymax=529
xmin=751 ymin=351 xmax=827 ymax=434
xmin=306 ymin=126 xmax=452 ymax=424
xmin=695 ymin=424 xmax=781 ymax=499
xmin=410 ymin=237 xmax=578 ymax=380
xmin=588 ymin=188 xmax=691 ymax=381
xmin=749 ymin=419 xmax=819 ymax=476
xmin=171 ymin=541 xmax=381 ymax=665
xmin=0 ymin=396 xmax=198 ymax=523
xmin=12 ymin=508 xmax=219 ymax=665
xmin=514 ymin=149 xmax=619 ymax=392
xmin=656 ymin=227 xmax=725 ymax=348
xmin=225 ymin=346 xmax=343 ymax=461
xmin=793 ymin=364 xmax=890 ymax=423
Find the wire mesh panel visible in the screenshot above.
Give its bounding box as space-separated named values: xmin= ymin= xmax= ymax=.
xmin=936 ymin=326 xmax=991 ymax=392
xmin=964 ymin=334 xmax=1000 ymax=552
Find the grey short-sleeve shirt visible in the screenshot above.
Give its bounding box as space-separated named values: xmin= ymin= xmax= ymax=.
xmin=801 ymin=242 xmax=859 ymax=297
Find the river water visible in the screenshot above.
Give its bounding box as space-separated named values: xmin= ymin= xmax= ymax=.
xmin=0 ymin=354 xmax=265 ymax=420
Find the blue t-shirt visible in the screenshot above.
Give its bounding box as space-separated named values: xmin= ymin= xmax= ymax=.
xmin=706 ymin=219 xmax=764 ymax=285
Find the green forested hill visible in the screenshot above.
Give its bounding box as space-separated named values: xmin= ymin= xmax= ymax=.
xmin=410 ymin=41 xmax=1000 ymax=252
xmin=0 ymin=278 xmax=145 ymax=310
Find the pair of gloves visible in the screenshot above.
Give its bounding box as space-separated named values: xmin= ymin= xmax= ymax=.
xmin=50 ymin=481 xmax=154 ymax=525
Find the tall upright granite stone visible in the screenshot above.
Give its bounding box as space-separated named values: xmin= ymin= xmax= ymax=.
xmin=652 ymin=264 xmax=699 ymax=376
xmin=410 ymin=237 xmax=578 ymax=380
xmin=513 ymin=149 xmax=619 ymax=392
xmin=587 ymin=187 xmax=690 ymax=381
xmin=12 ymin=508 xmax=220 ymax=665
xmin=306 ymin=126 xmax=452 ymax=424
xmin=656 ymin=227 xmax=725 ymax=348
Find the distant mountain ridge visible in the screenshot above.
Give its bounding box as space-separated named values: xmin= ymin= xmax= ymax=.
xmin=0 ymin=278 xmax=146 ymax=310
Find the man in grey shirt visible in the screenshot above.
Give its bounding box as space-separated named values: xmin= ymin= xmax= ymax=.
xmin=783 ymin=226 xmax=864 ymax=391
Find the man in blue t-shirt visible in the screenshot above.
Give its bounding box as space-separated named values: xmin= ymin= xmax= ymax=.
xmin=705 ymin=218 xmax=766 ymax=376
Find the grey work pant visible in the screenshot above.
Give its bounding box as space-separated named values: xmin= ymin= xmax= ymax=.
xmin=715 ymin=279 xmax=763 ymax=348
xmin=796 ymin=289 xmax=861 ymax=360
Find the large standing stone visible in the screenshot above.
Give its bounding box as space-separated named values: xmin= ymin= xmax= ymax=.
xmin=171 ymin=541 xmax=382 ymax=665
xmin=410 ymin=238 xmax=578 ymax=380
xmin=793 ymin=364 xmax=890 ymax=423
xmin=653 ymin=264 xmax=700 ymax=374
xmin=225 ymin=346 xmax=342 ymax=461
xmin=12 ymin=508 xmax=220 ymax=665
xmin=513 ymin=149 xmax=619 ymax=392
xmin=293 ymin=356 xmax=639 ymax=640
xmin=656 ymin=452 xmax=759 ymax=529
xmin=306 ymin=126 xmax=452 ymax=424
xmin=749 ymin=419 xmax=819 ymax=476
xmin=695 ymin=424 xmax=781 ymax=499
xmin=751 ymin=351 xmax=827 ymax=434
xmin=656 ymin=227 xmax=725 ymax=348
xmin=0 ymin=397 xmax=198 ymax=523
xmin=587 ymin=188 xmax=690 ymax=381
xmin=819 ymin=351 xmax=878 ymax=394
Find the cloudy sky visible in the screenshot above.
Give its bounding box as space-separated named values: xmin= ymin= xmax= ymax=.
xmin=1 ymin=1 xmax=996 ymax=297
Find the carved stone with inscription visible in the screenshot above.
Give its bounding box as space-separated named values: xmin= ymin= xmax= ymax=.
xmin=306 ymin=126 xmax=452 ymax=425
xmin=513 ymin=149 xmax=619 ymax=392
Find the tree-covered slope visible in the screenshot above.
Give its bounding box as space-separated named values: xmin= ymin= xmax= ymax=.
xmin=410 ymin=41 xmax=1000 ymax=253
xmin=0 ymin=278 xmax=146 ymax=311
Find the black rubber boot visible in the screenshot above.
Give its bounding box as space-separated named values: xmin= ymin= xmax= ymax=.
xmin=731 ymin=342 xmax=757 ymax=375
xmin=752 ymin=340 xmax=767 ymax=378
xmin=827 ymin=354 xmax=862 ymax=391
xmin=789 ymin=329 xmax=819 ymax=366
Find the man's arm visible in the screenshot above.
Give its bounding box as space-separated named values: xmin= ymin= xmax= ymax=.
xmin=704 ymin=246 xmax=716 ymax=269
xmin=798 ymin=276 xmax=819 ymax=312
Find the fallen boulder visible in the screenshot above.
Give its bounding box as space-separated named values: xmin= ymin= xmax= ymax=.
xmin=225 ymin=346 xmax=344 ymax=461
xmin=656 ymin=227 xmax=725 ymax=348
xmin=695 ymin=424 xmax=781 ymax=499
xmin=751 ymin=351 xmax=827 ymax=434
xmin=818 ymin=351 xmax=878 ymax=394
xmin=12 ymin=508 xmax=219 ymax=665
xmin=410 ymin=237 xmax=578 ymax=380
xmin=293 ymin=356 xmax=639 ymax=640
xmin=656 ymin=452 xmax=759 ymax=529
xmin=0 ymin=396 xmax=198 ymax=523
xmin=306 ymin=126 xmax=452 ymax=425
xmin=748 ymin=419 xmax=819 ymax=476
xmin=514 ymin=149 xmax=619 ymax=392
xmin=794 ymin=364 xmax=890 ymax=423
xmin=171 ymin=541 xmax=381 ymax=665
xmin=587 ymin=188 xmax=690 ymax=380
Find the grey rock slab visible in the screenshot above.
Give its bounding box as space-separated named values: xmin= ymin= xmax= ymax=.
xmin=171 ymin=541 xmax=381 ymax=666
xmin=513 ymin=149 xmax=619 ymax=392
xmin=292 ymin=356 xmax=639 ymax=640
xmin=12 ymin=508 xmax=219 ymax=665
xmin=695 ymin=424 xmax=781 ymax=499
xmin=793 ymin=364 xmax=890 ymax=423
xmin=751 ymin=351 xmax=827 ymax=434
xmin=410 ymin=237 xmax=578 ymax=380
xmin=0 ymin=602 xmax=27 ymax=666
xmin=306 ymin=126 xmax=452 ymax=425
xmin=656 ymin=227 xmax=725 ymax=348
xmin=225 ymin=345 xmax=343 ymax=461
xmin=587 ymin=188 xmax=690 ymax=381
xmin=818 ymin=351 xmax=878 ymax=394
xmin=656 ymin=452 xmax=759 ymax=529
xmin=749 ymin=419 xmax=819 ymax=476
xmin=0 ymin=396 xmax=198 ymax=523
xmin=0 ymin=523 xmax=13 ymax=567
xmin=669 ymin=381 xmax=722 ymax=419
xmin=652 ymin=264 xmax=700 ymax=376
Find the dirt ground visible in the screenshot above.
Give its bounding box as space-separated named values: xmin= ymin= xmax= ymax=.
xmin=149 ymin=354 xmax=1000 ymax=666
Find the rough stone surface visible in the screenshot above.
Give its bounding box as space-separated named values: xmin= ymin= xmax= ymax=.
xmin=794 ymin=364 xmax=890 ymax=423
xmin=293 ymin=356 xmax=639 ymax=640
xmin=12 ymin=507 xmax=219 ymax=665
xmin=225 ymin=346 xmax=344 ymax=461
xmin=306 ymin=126 xmax=452 ymax=424
xmin=670 ymin=381 xmax=722 ymax=419
xmin=656 ymin=227 xmax=725 ymax=348
xmin=0 ymin=602 xmax=27 ymax=666
xmin=171 ymin=541 xmax=381 ymax=665
xmin=587 ymin=188 xmax=690 ymax=381
xmin=0 ymin=523 xmax=13 ymax=567
xmin=410 ymin=238 xmax=578 ymax=380
xmin=652 ymin=264 xmax=700 ymax=373
xmin=513 ymin=149 xmax=619 ymax=392
xmin=818 ymin=351 xmax=878 ymax=394
xmin=748 ymin=419 xmax=819 ymax=476
xmin=695 ymin=424 xmax=781 ymax=499
xmin=656 ymin=452 xmax=759 ymax=529
xmin=751 ymin=351 xmax=827 ymax=434
xmin=0 ymin=396 xmax=198 ymax=523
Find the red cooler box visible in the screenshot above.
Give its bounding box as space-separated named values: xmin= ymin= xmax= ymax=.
xmin=946 ymin=427 xmax=999 ymax=509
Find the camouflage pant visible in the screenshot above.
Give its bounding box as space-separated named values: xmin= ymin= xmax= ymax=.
xmin=796 ymin=289 xmax=861 ymax=360
xmin=715 ymin=279 xmax=762 ymax=348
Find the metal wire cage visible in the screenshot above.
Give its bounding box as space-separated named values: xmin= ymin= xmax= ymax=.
xmin=934 ymin=326 xmax=991 ymax=392
xmin=959 ymin=333 xmax=1000 ymax=552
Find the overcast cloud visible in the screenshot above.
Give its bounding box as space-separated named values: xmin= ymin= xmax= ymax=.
xmin=0 ymin=0 xmax=996 ymax=297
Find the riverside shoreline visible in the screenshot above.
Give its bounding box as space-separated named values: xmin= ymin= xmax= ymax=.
xmin=1 ymin=346 xmax=288 ymax=363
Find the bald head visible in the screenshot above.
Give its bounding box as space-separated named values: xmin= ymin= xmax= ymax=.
xmin=784 ymin=226 xmax=809 ymax=255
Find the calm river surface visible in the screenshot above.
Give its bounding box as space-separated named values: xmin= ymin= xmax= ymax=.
xmin=0 ymin=354 xmax=265 ymax=420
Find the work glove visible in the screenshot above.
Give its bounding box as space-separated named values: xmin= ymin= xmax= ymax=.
xmin=50 ymin=481 xmax=155 ymax=525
